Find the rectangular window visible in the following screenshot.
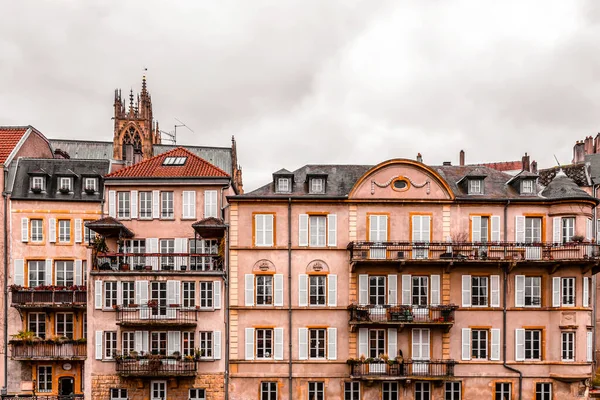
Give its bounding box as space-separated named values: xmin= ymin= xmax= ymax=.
xmin=59 ymin=177 xmax=72 ymax=191
xmin=56 ymin=313 xmax=74 ymax=339
xmin=412 ymin=276 xmax=429 ymax=306
xmin=561 ymin=277 xmax=575 ymax=306
xmin=261 ymin=382 xmax=277 ymax=400
xmin=55 ymin=261 xmax=74 ymax=286
xmin=344 ymin=381 xmax=360 ymax=400
xmin=151 ymin=381 xmax=167 ymax=400
xmin=369 ymin=214 xmax=388 ymax=241
xmin=415 ymin=382 xmax=430 ymax=400
xmin=104 ymin=281 xmax=118 ymax=308
xmin=524 ymin=277 xmax=541 ymax=306
xmin=30 ymin=219 xmax=43 ymax=242
xmin=83 ymin=313 xmax=87 ymax=340
xmin=122 ymin=331 xmax=135 ymax=356
xmin=561 ymin=332 xmax=575 ymax=361
xmin=28 ymin=312 xmax=46 ymax=338
xmin=28 ymin=260 xmax=46 ymax=288
xmin=159 ymin=239 xmax=175 ymax=270
xmin=479 ymin=216 xmax=489 ymax=243
xmin=308 ymin=382 xmax=324 ymax=400
xmin=525 ymin=329 xmax=542 ymax=360
xmin=104 ymin=331 xmax=117 ymax=359
xmin=311 ymin=178 xmax=324 ymax=194
xmin=189 ymin=239 xmax=218 ymax=270
xmin=160 ymin=191 xmax=174 ymax=218
xmin=562 ymin=217 xmax=575 ymax=243
xmin=199 ymin=331 xmax=213 ymax=358
xmin=535 ymin=383 xmax=551 ymax=400
xmin=277 ymin=178 xmax=290 ymax=193
xmin=124 ymin=239 xmax=146 ymax=267
xmin=468 ymin=179 xmax=482 ymax=194
xmin=122 ymin=281 xmax=135 ymax=307
xmin=256 ymin=275 xmax=273 ymax=305
xmin=471 ymin=276 xmax=488 ymax=306
xmin=204 ymin=190 xmax=217 ymax=218
xmin=382 ymin=382 xmax=398 ymax=400
xmin=31 ymin=176 xmax=44 ymax=191
xmin=525 ymin=217 xmax=542 ymax=243
xmin=183 ymin=281 xmax=196 ymax=308
xmin=200 ymin=281 xmax=213 ymax=308
xmin=495 ymin=383 xmax=511 ymax=400
xmin=84 ymin=177 xmax=97 ymax=192
xmin=309 ymin=275 xmax=326 ymax=306
xmin=471 ymin=329 xmax=488 ymax=359
xmin=309 ymin=329 xmax=326 ymax=359
xmin=189 ymin=389 xmax=206 ymax=400
xmin=369 ymin=276 xmax=386 ymax=306
xmin=117 ymin=192 xmax=130 ymax=219
xmin=139 ymin=191 xmax=152 ymax=219
xmin=38 ymin=366 xmax=52 ymax=392
xmin=256 ymin=329 xmax=273 ymax=359
xmin=110 ymin=389 xmax=128 ymax=400
xmin=182 ymin=332 xmax=195 ymax=356
xmin=369 ymin=329 xmax=385 ymax=358
xmin=309 ymin=215 xmax=326 ymax=247
xmin=58 ymin=220 xmax=71 ymax=242
xmin=151 ymin=332 xmax=167 ymax=355
xmin=522 ymin=180 xmax=534 ymax=194
xmin=84 ymin=223 xmax=93 ymax=244
xmin=445 ymin=381 xmax=461 ymax=400
xmin=255 ymin=214 xmax=274 ymax=246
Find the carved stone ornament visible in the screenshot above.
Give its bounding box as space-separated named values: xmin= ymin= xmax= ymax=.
xmin=371 ymin=175 xmax=430 ymax=195
xmin=252 ymin=259 xmax=276 ymax=273
xmin=307 ymin=259 xmax=329 ymax=273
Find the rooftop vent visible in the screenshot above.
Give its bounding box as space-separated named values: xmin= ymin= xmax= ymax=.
xmin=443 ymin=161 xmax=452 ymax=166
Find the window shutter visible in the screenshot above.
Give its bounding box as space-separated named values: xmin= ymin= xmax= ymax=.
xmin=587 ymin=219 xmax=593 ymax=241
xmin=587 ymin=331 xmax=593 ymax=362
xmin=358 ymin=274 xmax=368 ymax=305
xmin=136 ymin=280 xmax=149 ymax=308
xmin=299 ymin=274 xmax=308 ymax=307
xmin=299 ymin=328 xmax=308 ymax=360
xmin=75 ymin=260 xmax=82 ymax=285
xmin=245 ymin=328 xmax=255 ymax=360
xmin=141 ymin=331 xmax=149 ymax=353
xmin=117 ymin=281 xmax=122 ymax=307
xmin=13 ymin=259 xmax=24 ymax=286
xmin=515 ymin=275 xmax=525 ymax=307
xmin=94 ymin=280 xmax=102 ymax=309
xmin=461 ymin=328 xmax=471 ymax=360
xmin=95 ymin=331 xmax=103 ymax=360
xmin=245 ymin=274 xmax=255 ymax=306
xmin=182 ymin=191 xmax=190 ymax=219
xmin=135 ymin=331 xmax=143 ymax=353
xmin=189 ymin=191 xmax=197 ymax=219
xmin=515 ymin=216 xmax=525 ymax=242
xmin=255 ymin=215 xmax=264 ymax=246
xmin=152 ymin=190 xmax=160 ymax=219
xmin=401 ymin=275 xmax=412 ymax=305
xmin=213 ymin=281 xmax=222 ymax=309
xmin=327 ymin=327 xmax=337 ymax=360
xmin=204 ymin=190 xmax=217 ymax=218
xmin=146 ymin=238 xmax=159 ymax=270
xmin=45 ymin=259 xmax=52 ymax=285
xmin=583 ymin=277 xmax=590 ymax=307
xmin=327 ymin=214 xmax=337 ymax=246
xmin=387 ymin=275 xmax=397 ymax=305
xmin=274 ymin=327 xmax=284 ymax=360
xmin=490 ymin=275 xmax=500 ymax=307
xmin=412 ymin=215 xmax=420 ymax=242
xmin=21 ymin=218 xmax=28 ymax=242
xmin=274 ymin=274 xmax=284 ymax=306
xmin=168 ymin=331 xmax=180 ymax=355
xmin=369 ymin=215 xmax=377 ymax=241
xmin=167 ymin=280 xmax=177 ymax=305
xmin=491 ymin=216 xmax=501 ymax=242
xmin=108 ymin=190 xmax=116 ymax=217
xmin=431 ymin=275 xmax=440 ymax=306
xmin=74 ymin=219 xmax=82 ymax=243
xmin=553 ymin=217 xmax=562 ymax=243
xmin=49 ymin=218 xmax=56 ymax=243
xmin=174 ymin=238 xmax=186 ymax=270
xmin=462 ymin=275 xmax=472 ymax=307
xmin=299 ymin=214 xmax=309 ymax=246
xmin=387 ymin=328 xmax=397 ymax=358
xmin=422 ymin=216 xmax=431 ymax=242
xmin=264 ymin=214 xmax=274 ymax=246
xmin=358 ymin=328 xmax=368 ymax=358
xmin=327 ymin=274 xmax=337 ymax=307
xmin=130 ymin=191 xmax=138 ymax=219
xmin=552 ymin=277 xmax=561 ymax=307
xmin=472 ymin=216 xmax=481 ymax=242
xmin=214 ymin=330 xmax=222 ymax=360
xmin=515 ymin=329 xmax=525 ymax=361
xmin=491 ymin=329 xmax=500 ymax=360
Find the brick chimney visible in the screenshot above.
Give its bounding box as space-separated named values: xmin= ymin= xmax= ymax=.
xmin=459 ymin=150 xmax=465 ymax=166
xmin=531 ymin=160 xmax=538 ymax=174
xmin=573 ymin=140 xmax=585 ymax=163
xmin=585 ymin=136 xmax=594 ymax=155
xmin=595 ymin=133 xmax=600 ymax=154
xmin=521 ymin=153 xmax=530 ymax=172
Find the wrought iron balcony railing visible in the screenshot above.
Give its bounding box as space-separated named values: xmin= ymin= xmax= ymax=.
xmin=115 ymin=358 xmax=197 ymax=377
xmin=94 ymin=253 xmax=223 ymax=272
xmin=349 ymin=304 xmax=457 ymax=325
xmin=349 ymin=359 xmax=455 ymax=379
xmin=116 ymin=306 xmax=198 ymax=326
xmin=10 ymin=340 xmax=86 ymax=360
xmin=11 ymin=290 xmax=87 ymax=308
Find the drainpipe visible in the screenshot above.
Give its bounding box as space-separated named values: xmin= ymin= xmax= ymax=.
xmin=288 ymin=198 xmax=293 ymax=400
xmin=593 ymin=184 xmax=599 ymax=371
xmin=221 ymin=184 xmax=231 ymax=400
xmin=2 ymin=167 xmax=8 ymax=395
xmin=502 ymin=200 xmax=523 ymax=400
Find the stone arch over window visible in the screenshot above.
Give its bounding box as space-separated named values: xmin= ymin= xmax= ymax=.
xmin=252 ymin=259 xmax=276 ymax=273
xmin=306 ymin=259 xmax=329 ymax=274
xmin=121 ymin=125 xmax=143 ymax=162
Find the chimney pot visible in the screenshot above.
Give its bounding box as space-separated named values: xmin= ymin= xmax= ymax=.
xmin=459 ymin=150 xmax=465 ymax=166
xmin=522 ymin=153 xmax=530 ymax=172
xmin=573 ymin=141 xmax=586 ymax=163
xmin=416 ymin=153 xmax=423 ymax=163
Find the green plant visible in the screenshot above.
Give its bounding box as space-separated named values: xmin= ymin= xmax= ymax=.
xmin=571 ymin=235 xmax=585 ymax=243
xmin=11 ymin=330 xmax=36 ymax=343
xmin=75 ymin=338 xmax=87 ymax=344
xmin=93 ymin=235 xmax=109 ymax=253
xmin=592 ymin=375 xmax=600 ymax=387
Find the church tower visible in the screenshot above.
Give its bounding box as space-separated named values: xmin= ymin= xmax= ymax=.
xmin=112 ymin=74 xmax=161 ymax=163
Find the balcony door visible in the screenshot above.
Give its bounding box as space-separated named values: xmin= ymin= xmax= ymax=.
xmin=369 ymin=329 xmax=386 ymax=374
xmin=412 ymin=276 xmax=429 ymax=320
xmin=412 ymin=328 xmax=430 ymax=375
xmin=151 ymin=282 xmax=167 ymax=317
xmin=58 ymin=377 xmax=74 ymax=397
xmin=369 ymin=276 xmax=386 ymax=319
xmin=151 ymin=381 xmax=167 ymax=400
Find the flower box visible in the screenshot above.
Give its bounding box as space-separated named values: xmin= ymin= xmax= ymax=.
xmin=84 ymin=187 xmax=96 ymax=195
xmin=59 ymin=187 xmax=70 ymax=194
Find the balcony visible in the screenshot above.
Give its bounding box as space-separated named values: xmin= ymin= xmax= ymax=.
xmin=10 ymin=288 xmax=87 ymax=309
xmin=10 ymin=340 xmax=86 ymax=361
xmin=349 ymin=304 xmax=457 ymax=330
xmin=2 ymin=396 xmax=84 ymax=400
xmin=116 ymin=306 xmax=198 ymax=327
xmin=116 ymin=357 xmax=197 ymax=377
xmin=93 ymin=253 xmax=223 ymax=274
xmin=349 ymin=359 xmax=455 ymax=380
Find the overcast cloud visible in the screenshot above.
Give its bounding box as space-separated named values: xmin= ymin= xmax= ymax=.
xmin=1 ymin=0 xmax=600 ymax=191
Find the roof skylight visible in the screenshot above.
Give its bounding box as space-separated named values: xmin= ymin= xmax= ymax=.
xmin=163 ymin=156 xmax=187 ymax=166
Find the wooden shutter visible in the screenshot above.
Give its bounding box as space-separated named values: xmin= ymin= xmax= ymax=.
xmin=116 ymin=281 xmax=122 ymax=307
xmin=584 ymin=277 xmax=590 ymax=308
xmin=95 ymin=331 xmax=103 ymax=360
xmin=401 ymin=275 xmax=412 ymax=305
xmin=94 ymin=280 xmax=102 ymax=309
xmin=515 ymin=275 xmax=525 ymax=307
xmin=74 ymin=219 xmax=82 ymax=243
xmin=213 ymin=281 xmax=222 ymax=309
xmin=204 ymin=190 xmax=217 ymax=218
xmin=327 ymin=327 xmax=337 ymax=360
xmin=491 ymin=216 xmax=501 ymax=242
xmin=274 ymin=274 xmax=284 ymax=306
xmin=472 ymin=216 xmax=481 ymax=242
xmin=264 ymin=215 xmax=274 ymax=246
xmin=182 ymin=191 xmax=191 ymax=219
xmin=135 ymin=331 xmax=143 ymax=353
xmin=462 ymin=275 xmax=471 ymax=307
xmin=108 ymin=190 xmax=116 ymax=217
xmin=75 ymin=260 xmax=82 ymax=285
xmin=431 ymin=275 xmax=440 ymax=306
xmin=515 ymin=329 xmax=525 ymax=361
xmin=553 ymin=217 xmax=562 ymax=243
xmin=490 ymin=275 xmax=500 ymax=307
xmin=168 ymin=331 xmax=180 ymax=355
xmin=214 ymin=330 xmax=222 ymax=360
xmin=388 ymin=275 xmax=397 ymax=305
xmin=167 ymin=280 xmax=178 ymax=305
xmin=358 ymin=328 xmax=368 ymax=358
xmin=21 ymin=218 xmax=28 ymax=242
xmin=274 ymin=328 xmax=284 ymax=360
xmin=245 ymin=274 xmax=255 ymax=306
xmin=515 ymin=216 xmax=525 ymax=242
xmin=587 ymin=331 xmax=593 ymax=362
xmin=327 ymin=214 xmax=337 ymax=246
xmin=152 ymin=190 xmax=160 ymax=219
xmin=245 ymin=328 xmax=255 ymax=360
xmin=358 ymin=274 xmax=368 ymax=305
xmin=49 ymin=218 xmax=56 ymax=243
xmin=146 ymin=238 xmax=159 ymax=270
xmin=587 ymin=218 xmax=593 ymax=241
xmin=491 ymin=329 xmax=500 ymax=360
xmin=461 ymin=328 xmax=471 ymax=360
xmin=299 ymin=328 xmax=308 ymax=360
xmin=327 ymin=274 xmax=337 ymax=307
xmin=387 ymin=328 xmax=397 ymax=358
xmin=13 ymin=259 xmax=24 ymax=286
xmin=298 ymin=274 xmax=308 ymax=306
xmin=552 ymin=277 xmax=561 ymax=307
xmin=130 ymin=190 xmax=138 ymax=219
xmin=45 ymin=259 xmax=52 ymax=285
xmin=299 ymin=214 xmax=309 ymax=246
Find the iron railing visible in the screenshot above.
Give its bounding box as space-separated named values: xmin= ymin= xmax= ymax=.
xmin=115 ymin=358 xmax=197 ymax=377
xmin=94 ymin=253 xmax=223 ymax=272
xmin=349 ymin=304 xmax=457 ymax=324
xmin=348 ymin=241 xmax=600 ymax=262
xmin=10 ymin=341 xmax=86 ymax=360
xmin=2 ymin=396 xmax=85 ymax=400
xmin=11 ymin=290 xmax=87 ymax=307
xmin=116 ymin=307 xmax=198 ymax=325
xmin=350 ymin=359 xmax=455 ymax=378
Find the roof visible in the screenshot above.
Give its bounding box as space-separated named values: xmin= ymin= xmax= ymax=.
xmin=540 ymin=170 xmax=594 ymax=201
xmin=85 ymin=216 xmax=134 ymax=238
xmin=538 ymin=163 xmax=590 ymax=187
xmin=505 ymin=169 xmax=539 ymax=185
xmin=0 ymin=126 xmax=28 ymax=164
xmin=474 ymin=160 xmax=522 ymax=172
xmin=104 ymin=147 xmax=230 ymax=179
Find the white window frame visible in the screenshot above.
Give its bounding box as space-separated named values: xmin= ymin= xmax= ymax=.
xmin=309 ymin=328 xmax=326 ymax=360
xmin=104 ymin=281 xmax=118 ymax=309
xmin=309 ymin=215 xmax=327 ymax=247
xmin=150 ymin=381 xmax=167 ymax=400
xmin=110 ymin=388 xmax=128 ymax=400
xmin=524 ymin=329 xmax=542 ymax=361
xmin=117 ymin=192 xmax=130 ymax=219
xmin=445 ymin=381 xmax=461 ymax=400
xmin=471 ymin=276 xmax=488 ymax=307
xmin=412 ymin=276 xmax=429 ymax=306
xmin=150 ymin=331 xmax=167 ymax=355
xmin=255 ymin=214 xmax=274 ymax=247
xmin=199 ymin=281 xmax=213 ymax=309
xmin=308 ymin=382 xmax=324 ymax=400
xmin=183 ymin=281 xmax=196 ymax=308
xmin=189 ymin=388 xmax=206 ymax=400
xmin=256 ymin=328 xmax=273 ymax=359
xmin=59 ymin=177 xmax=72 ymax=191
xmin=28 ymin=260 xmax=46 ymax=288
xmin=561 ymin=277 xmax=575 ymax=306
xmin=277 ymin=178 xmax=290 ymax=193
xmin=31 ymin=176 xmax=45 ymax=191
xmin=495 ymin=383 xmax=511 ymax=400
xmin=84 ymin=177 xmax=97 ymax=192
xmin=471 ymin=329 xmax=488 ymax=360
xmin=121 ymin=281 xmax=135 ymax=307
xmin=415 ymin=382 xmax=430 ymax=400
xmin=139 ymin=191 xmax=152 ymax=219
xmin=369 ymin=329 xmax=386 ymax=358
xmin=122 ymin=331 xmax=135 ymax=356
xmin=524 ymin=276 xmax=541 ymax=307
xmin=104 ymin=331 xmax=117 ymax=359
xmin=37 ymin=365 xmax=52 ymax=392
xmin=522 ymin=179 xmax=534 ymax=194
xmin=309 ymin=275 xmax=326 ymax=306
xmin=160 ymin=191 xmax=174 ymax=219
xmin=344 ymin=381 xmax=360 ymax=399
xmin=199 ymin=331 xmax=213 ymax=359
xmin=562 ymin=217 xmax=575 ymax=243
xmin=310 ymin=178 xmax=324 ymax=194
xmin=369 ymin=214 xmax=388 ymax=242
xmin=55 ymin=312 xmax=74 ymax=339
xmin=55 ymin=260 xmax=74 ymax=286
xmin=260 ymin=382 xmax=277 ymax=400
xmin=382 ymin=382 xmax=399 ymax=400
xmin=182 ymin=332 xmax=195 ymax=356
xmin=468 ymin=179 xmax=482 ymax=194
xmin=525 ymin=217 xmax=542 ymax=243
xmin=28 ymin=312 xmax=46 ymax=338
xmin=535 ymin=383 xmax=551 ymax=400
xmin=256 ymin=275 xmax=273 ymax=306
xmin=369 ymin=276 xmax=386 ymax=306
xmin=30 ymin=219 xmax=43 ymax=242
xmin=561 ymin=331 xmax=575 ymax=361
xmin=58 ymin=220 xmax=71 ymax=243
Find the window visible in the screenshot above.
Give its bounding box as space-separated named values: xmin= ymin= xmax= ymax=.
xmin=59 ymin=177 xmax=72 ymax=191
xmin=415 ymin=382 xmax=430 ymax=400
xmin=383 ymin=382 xmax=398 ymax=400
xmin=163 ymin=156 xmax=187 ymax=166
xmin=30 ymin=219 xmax=43 ymax=242
xmin=56 ymin=313 xmax=74 ymax=339
xmin=189 ymin=238 xmax=218 ymax=270
xmin=525 ymin=329 xmax=542 ymax=360
xmin=524 ymin=277 xmax=541 ymax=306
xmin=38 ymin=366 xmax=52 ymax=392
xmin=204 ymin=190 xmax=217 ymax=218
xmin=369 ymin=329 xmax=385 ymax=358
xmin=256 ymin=275 xmax=273 ymax=305
xmin=256 ymin=329 xmax=273 ymax=359
xmin=151 ymin=282 xmax=167 ymax=317
xmin=55 ymin=261 xmax=74 ymax=286
xmin=84 ymin=177 xmax=97 ymax=192
xmin=311 ymin=178 xmax=324 ymax=194
xmin=309 ymin=329 xmax=326 ymax=359
xmin=495 ymin=383 xmax=511 ymax=400
xmin=124 ymin=239 xmax=146 ymax=266
xmin=151 ymin=332 xmax=167 ymax=355
xmin=445 ymin=381 xmax=461 ymax=400
xmin=255 ymin=214 xmax=274 ymax=246
xmin=189 ymin=389 xmax=206 ymax=400
xmin=468 ymin=179 xmax=482 ymax=194
xmin=309 ymin=275 xmax=326 ymax=306
xmin=83 ymin=313 xmax=87 ymax=340
xmin=105 ymin=331 xmax=117 ymax=359
xmin=182 ymin=332 xmax=195 ymax=356
xmin=561 ymin=332 xmax=575 ymax=361
xmin=122 ymin=331 xmax=135 ymax=355
xmin=412 ymin=276 xmax=429 ymax=306
xmin=199 ymin=331 xmax=213 ymax=358
xmin=261 ymin=382 xmax=277 ymax=400
xmin=522 ymin=179 xmax=534 ymax=194
xmin=277 ymin=178 xmax=290 ymax=193
xmin=139 ymin=191 xmax=152 ymax=218
xmin=122 ymin=282 xmax=135 ymax=307
xmin=31 ymin=176 xmax=45 ymax=191
xmin=308 ymin=382 xmax=324 ymax=400
xmin=476 ymin=216 xmax=489 ymax=243
xmin=344 ymin=381 xmax=360 ymax=400
xmin=159 ymin=239 xmax=175 ymax=270
xmin=471 ymin=329 xmax=488 ymax=359
xmin=369 ymin=276 xmax=386 ymax=306
xmin=369 ymin=214 xmax=388 ymax=241
xmin=161 ymin=191 xmax=174 ymax=218
xmin=117 ymin=192 xmax=130 ymax=219
xmin=561 ymin=277 xmax=575 ymax=306
xmin=471 ymin=276 xmax=488 ymax=306
xmin=535 ymin=383 xmax=551 ymax=400
xmin=58 ymin=220 xmax=71 ymax=242
xmin=525 ymin=217 xmax=542 ymax=243
xmin=309 ymin=215 xmax=326 ymax=247
xmin=28 ymin=313 xmax=46 ymax=338
xmin=151 ymin=381 xmax=167 ymax=400
xmin=28 ymin=260 xmax=46 ymax=287
xmin=183 ymin=281 xmax=196 ymax=308
xmin=104 ymin=281 xmax=118 ymax=308
xmin=84 ymin=223 xmax=93 ymax=244
xmin=200 ymin=281 xmax=213 ymax=308
xmin=562 ymin=217 xmax=575 ymax=243
xmin=110 ymin=389 xmax=128 ymax=400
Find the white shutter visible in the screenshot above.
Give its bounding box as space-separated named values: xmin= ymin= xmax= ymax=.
xmin=130 ymin=190 xmax=138 ymax=219
xmin=94 ymin=280 xmax=102 ymax=309
xmin=116 ymin=281 xmax=122 ymax=308
xmin=274 ymin=327 xmax=284 ymax=360
xmin=274 ymin=274 xmax=284 ymax=306
xmin=182 ymin=191 xmax=190 ymax=219
xmin=141 ymin=331 xmax=149 ymax=353
xmin=95 ymin=331 xmax=103 ymax=360
xmin=45 ymin=259 xmax=52 ymax=285
xmin=49 ymin=218 xmax=56 ymax=243
xmin=245 ymin=274 xmax=255 ymax=306
xmin=402 ymin=275 xmax=412 ymax=305
xmin=152 ymin=190 xmax=160 ymax=219
xmin=412 ymin=215 xmax=421 ymax=242
xmin=461 ymin=328 xmax=471 ymax=360
xmin=21 ymin=218 xmax=28 ymax=242
xmin=553 ymin=217 xmax=562 ymax=243
xmin=108 ymin=190 xmax=116 ymax=217
xmin=387 ymin=328 xmax=397 ymax=358
xmin=255 ymin=215 xmax=264 ymax=246
xmin=490 ymin=275 xmax=500 ymax=307
xmin=174 ymin=238 xmax=185 ymax=270
xmin=245 ymin=328 xmax=255 ymax=360
xmin=515 ymin=275 xmax=525 ymax=307
xmin=515 ymin=216 xmax=525 ymax=242
xmin=74 ymin=219 xmax=82 ymax=243
xmin=584 ymin=277 xmax=590 ymax=308
xmin=491 ymin=216 xmax=501 ymax=242
xmin=299 ymin=328 xmax=308 ymax=360
xmin=328 ymin=274 xmax=337 ymax=307
xmin=204 ymin=190 xmax=217 ymax=218
xmin=264 ymin=214 xmax=274 ymax=246
xmin=167 ymin=280 xmax=179 ymax=305
xmin=491 ymin=329 xmax=500 ymax=360
xmin=422 ymin=216 xmax=431 ymax=242
xmin=587 ymin=331 xmax=593 ymax=362
xmin=552 ymin=277 xmax=561 ymax=307
xmin=388 ymin=275 xmax=397 ymax=305
xmin=299 ymin=214 xmax=309 ymax=246
xmin=472 ymin=216 xmax=481 ymax=242
xmin=299 ymin=274 xmax=308 ymax=307
xmin=358 ymin=328 xmax=368 ymax=358
xmin=134 ymin=331 xmax=143 ymax=353
xmin=136 ymin=280 xmax=149 ymax=306
xmin=13 ymin=259 xmax=24 ymax=286
xmin=213 ymin=281 xmax=222 ymax=309
xmin=358 ymin=274 xmax=368 ymax=305
xmin=431 ymin=275 xmax=440 ymax=306
xmin=327 ymin=214 xmax=337 ymax=246
xmin=75 ymin=260 xmax=82 ymax=285
xmin=146 ymin=238 xmax=159 ymax=270
xmin=587 ymin=219 xmax=593 ymax=241
xmin=189 ymin=191 xmax=197 ymax=219
xmin=462 ymin=275 xmax=471 ymax=307
xmin=327 ymin=327 xmax=337 ymax=360
xmin=515 ymin=329 xmax=525 ymax=361
xmin=168 ymin=331 xmax=180 ymax=355
xmin=214 ymin=330 xmax=222 ymax=360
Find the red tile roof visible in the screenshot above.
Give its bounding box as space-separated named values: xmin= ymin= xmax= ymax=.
xmin=0 ymin=126 xmax=29 ymax=164
xmin=105 ymin=147 xmax=230 ymax=179
xmin=475 ymin=160 xmax=522 ymax=172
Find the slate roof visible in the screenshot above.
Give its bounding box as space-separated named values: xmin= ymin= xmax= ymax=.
xmin=538 ymin=163 xmax=590 ymax=187
xmin=105 ymin=147 xmax=229 ymax=179
xmin=0 ymin=126 xmax=28 ymax=164
xmin=540 ymin=170 xmax=593 ymax=200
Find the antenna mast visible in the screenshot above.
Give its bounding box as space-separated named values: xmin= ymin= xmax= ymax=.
xmin=159 ymin=118 xmax=194 ymax=145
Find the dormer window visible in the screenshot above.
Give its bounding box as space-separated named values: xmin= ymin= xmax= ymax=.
xmin=59 ymin=177 xmax=72 ymax=192
xmin=468 ymin=179 xmax=483 ymax=194
xmin=85 ymin=177 xmax=98 ymax=193
xmin=310 ymin=178 xmax=324 ymax=194
xmin=278 ymin=178 xmax=290 ymax=193
xmin=522 ymin=180 xmax=534 ymax=194
xmin=31 ymin=176 xmax=45 ymax=192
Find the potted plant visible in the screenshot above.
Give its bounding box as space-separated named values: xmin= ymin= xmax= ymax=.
xmin=144 ymin=265 xmax=153 ymax=271
xmin=121 ymin=263 xmax=130 ymax=271
xmin=59 ymin=186 xmax=70 ymax=194
xmin=591 ymin=375 xmax=600 ymax=389
xmin=11 ymin=330 xmax=36 ymax=344
xmin=184 ymin=354 xmax=194 ymax=362
xmin=112 ymin=304 xmax=120 ymax=310
xmin=84 ymin=186 xmax=96 ymax=195
xmin=571 ymin=235 xmax=585 ymax=244
xmin=93 ymin=236 xmax=109 ymax=254
xmin=31 ymin=185 xmax=43 ymax=194
xmin=169 ymin=303 xmax=180 ymax=308
xmin=147 ymin=300 xmax=158 ymax=308
xmin=128 ymin=303 xmax=139 ymax=308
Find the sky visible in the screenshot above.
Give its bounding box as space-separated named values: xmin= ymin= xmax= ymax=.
xmin=1 ymin=0 xmax=600 ymax=192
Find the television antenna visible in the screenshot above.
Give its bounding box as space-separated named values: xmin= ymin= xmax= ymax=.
xmin=160 ymin=118 xmax=194 ymax=145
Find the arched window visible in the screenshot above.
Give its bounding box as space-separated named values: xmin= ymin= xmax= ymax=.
xmin=121 ymin=127 xmax=142 ymax=163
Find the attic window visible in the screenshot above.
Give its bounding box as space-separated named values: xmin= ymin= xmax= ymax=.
xmin=59 ymin=177 xmax=72 ymax=192
xmin=310 ymin=178 xmax=324 ymax=194
xmin=163 ymin=157 xmax=187 ymax=166
xmin=468 ymin=179 xmax=483 ymax=194
xmin=277 ymin=178 xmax=290 ymax=193
xmin=31 ymin=176 xmax=45 ymax=192
xmin=522 ymin=180 xmax=534 ymax=194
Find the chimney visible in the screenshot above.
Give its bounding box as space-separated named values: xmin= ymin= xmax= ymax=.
xmin=459 ymin=150 xmax=465 ymax=166
xmin=585 ymin=136 xmax=594 ymax=155
xmin=443 ymin=161 xmax=452 ymax=166
xmin=573 ymin=140 xmax=585 ymax=163
xmin=531 ymin=160 xmax=538 ymax=174
xmin=53 ymin=149 xmax=70 ymax=159
xmin=416 ymin=153 xmax=423 ymax=163
xmin=595 ymin=133 xmax=600 ymax=154
xmin=521 ymin=152 xmax=530 ymax=172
